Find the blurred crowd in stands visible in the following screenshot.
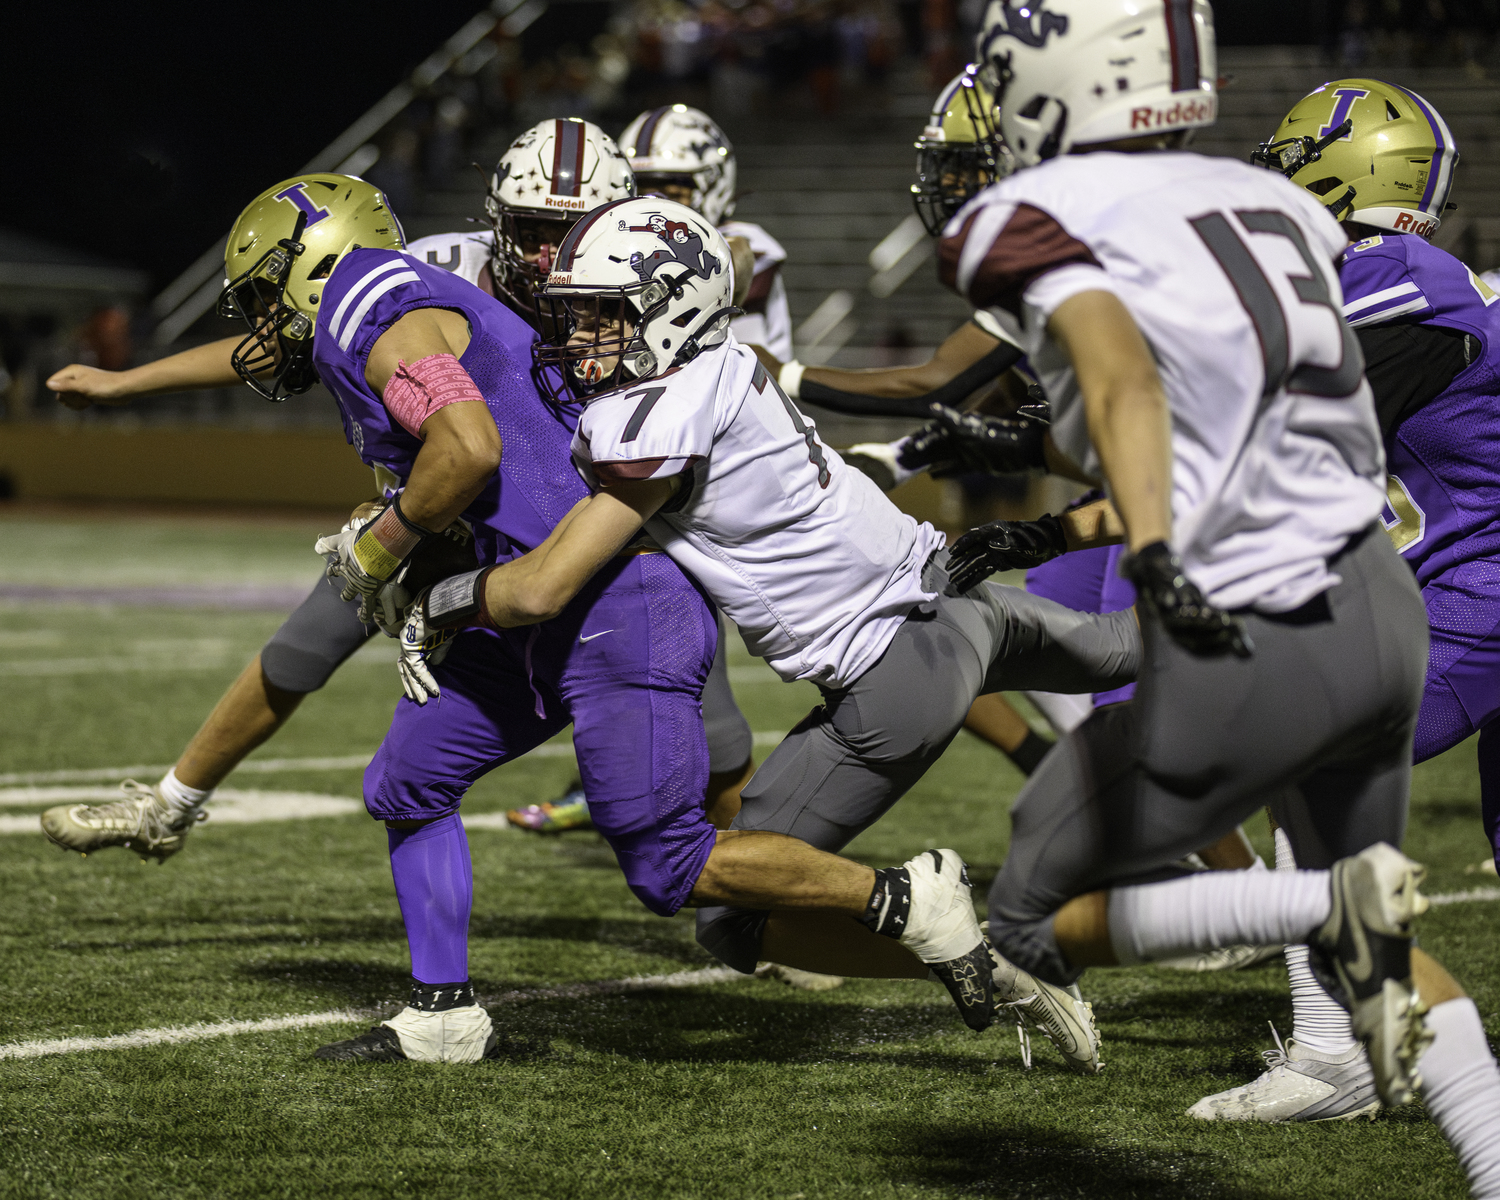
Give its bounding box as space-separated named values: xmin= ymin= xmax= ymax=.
xmin=1323 ymin=0 xmax=1497 ymax=72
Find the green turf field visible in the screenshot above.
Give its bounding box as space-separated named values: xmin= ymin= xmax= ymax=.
xmin=0 ymin=509 xmax=1495 ymax=1200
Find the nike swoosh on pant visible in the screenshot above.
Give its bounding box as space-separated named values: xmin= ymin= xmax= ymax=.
xmin=579 ymin=630 xmax=615 ymax=643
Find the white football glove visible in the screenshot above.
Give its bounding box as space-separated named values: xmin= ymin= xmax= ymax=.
xmin=398 ymin=598 xmax=456 ymax=706
xmin=315 ymin=499 xmax=427 ymax=610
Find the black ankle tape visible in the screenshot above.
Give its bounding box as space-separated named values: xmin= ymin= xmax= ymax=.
xmin=1009 ymin=730 xmax=1053 ymax=777
xmin=409 ymin=979 xmax=475 ymax=1012
xmin=859 ymin=867 xmax=912 ymax=939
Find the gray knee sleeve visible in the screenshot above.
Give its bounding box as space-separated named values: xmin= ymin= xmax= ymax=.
xmin=260 ymin=574 xmax=377 ymax=693
xmin=702 ymin=612 xmax=753 ymax=773
xmin=695 ymin=905 xmax=769 ymax=974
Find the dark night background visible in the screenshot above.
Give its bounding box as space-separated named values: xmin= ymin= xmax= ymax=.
xmin=0 ymin=1 xmax=1338 ymax=297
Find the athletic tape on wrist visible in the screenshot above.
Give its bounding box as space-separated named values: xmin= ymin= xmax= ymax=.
xmin=777 ymin=359 xmax=805 ymax=399
xmin=353 ymin=496 xmax=429 ymax=581
xmin=383 ymin=353 xmax=486 ymax=438
xmin=424 ymin=567 xmax=498 ymax=629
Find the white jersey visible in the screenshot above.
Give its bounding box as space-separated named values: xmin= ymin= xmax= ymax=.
xmin=719 ymin=220 xmax=793 ymax=361
xmin=942 ymin=151 xmax=1386 ymax=614
xmin=403 ymin=231 xmax=494 ymax=291
xmin=572 ymin=336 xmax=943 ymax=687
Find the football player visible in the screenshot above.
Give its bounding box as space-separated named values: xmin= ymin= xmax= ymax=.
xmin=41 ymin=118 xmax=752 ymax=856
xmin=101 ymin=173 xmax=1031 ymax=1062
xmin=946 ymin=1 xmax=1500 ymax=1189
xmin=404 ymin=118 xmax=759 ymax=836
xmin=619 ymin=105 xmax=793 ymax=362
xmin=398 ymin=195 xmax=1148 ymax=1071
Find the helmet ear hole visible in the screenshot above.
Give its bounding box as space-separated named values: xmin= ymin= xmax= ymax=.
xmin=307 ymin=253 xmax=339 ymax=281
xmin=1305 ymin=176 xmax=1345 ymax=196
xmin=1018 ymin=95 xmax=1048 ymax=119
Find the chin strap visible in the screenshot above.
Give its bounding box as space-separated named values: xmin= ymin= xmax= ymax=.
xmin=669 ymin=305 xmax=743 ymax=369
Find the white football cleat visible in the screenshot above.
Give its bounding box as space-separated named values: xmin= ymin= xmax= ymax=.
xmin=755 ymin=962 xmax=845 ymax=991
xmin=316 ymin=1004 xmax=497 ymax=1064
xmin=900 ymin=849 xmax=996 ymax=1032
xmin=1312 ymin=843 xmax=1432 ymax=1108
xmin=40 ymin=780 xmax=206 ymax=863
xmin=1188 ymin=1025 xmax=1379 ymax=1122
xmin=1159 ymin=943 xmax=1283 ymax=972
xmin=983 ymin=923 xmax=1103 ymax=1074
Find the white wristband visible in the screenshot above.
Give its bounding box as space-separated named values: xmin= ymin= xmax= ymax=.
xmin=778 ymin=359 xmax=805 ymax=399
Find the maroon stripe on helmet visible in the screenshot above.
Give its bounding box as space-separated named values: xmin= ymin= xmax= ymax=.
xmin=551 ymin=119 xmax=585 ymax=197
xmin=554 ymin=198 xmax=633 ymax=272
xmin=634 ymin=107 xmax=671 ymax=157
xmin=1163 ymin=0 xmax=1200 ymax=92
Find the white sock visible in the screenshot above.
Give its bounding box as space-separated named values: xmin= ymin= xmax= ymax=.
xmin=1419 ymin=998 xmax=1500 ymax=1200
xmin=159 ymin=769 xmax=212 ymax=816
xmin=1274 ymin=827 xmax=1357 ymax=1055
xmin=1107 ymin=868 xmax=1331 ymax=965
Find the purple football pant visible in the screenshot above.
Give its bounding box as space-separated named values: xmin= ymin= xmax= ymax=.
xmin=1025 ymin=545 xmax=1138 ymax=706
xmin=1411 ymin=557 xmax=1500 ymax=869
xmin=366 ymin=553 xmax=720 ymax=916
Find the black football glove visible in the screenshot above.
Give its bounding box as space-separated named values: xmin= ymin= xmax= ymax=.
xmin=946 ymin=513 xmax=1068 ymax=593
xmin=1122 ymin=541 xmax=1253 ymax=659
xmin=897 ymin=400 xmax=1050 ymax=479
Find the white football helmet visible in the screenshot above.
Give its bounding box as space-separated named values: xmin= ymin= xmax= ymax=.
xmin=619 ymin=105 xmax=737 ymax=226
xmin=976 ymin=0 xmax=1217 ymax=169
xmin=534 ymin=197 xmax=737 ymax=400
xmin=484 ymin=118 xmax=635 ymax=318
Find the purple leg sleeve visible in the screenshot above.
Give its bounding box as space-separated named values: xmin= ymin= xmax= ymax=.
xmin=388 ymin=813 xmax=473 ymax=985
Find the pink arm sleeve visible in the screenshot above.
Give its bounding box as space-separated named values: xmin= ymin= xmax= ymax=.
xmin=382 ymin=353 xmax=486 ymax=437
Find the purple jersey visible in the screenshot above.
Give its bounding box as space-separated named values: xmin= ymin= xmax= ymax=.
xmin=311 ymin=248 xmax=584 ymax=565
xmin=1341 ymin=233 xmax=1500 ymax=586
xmin=1025 ymin=545 xmax=1136 ymax=706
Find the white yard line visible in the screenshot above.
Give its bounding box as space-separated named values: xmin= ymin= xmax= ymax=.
xmin=0 ymin=734 xmax=789 ymax=788
xmin=0 ymin=967 xmax=745 ymax=1061
xmin=1428 ymin=886 xmax=1500 ymax=906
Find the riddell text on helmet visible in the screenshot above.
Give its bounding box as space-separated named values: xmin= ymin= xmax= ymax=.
xmin=1392 ymin=211 xmax=1437 ymax=237
xmin=1130 ymin=97 xmax=1215 ymax=130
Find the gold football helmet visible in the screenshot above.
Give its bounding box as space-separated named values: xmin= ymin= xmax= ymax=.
xmin=217 ymin=175 xmax=405 ymax=401
xmin=1253 ymin=78 xmax=1458 ymax=239
xmin=912 ymin=64 xmax=1012 ymax=236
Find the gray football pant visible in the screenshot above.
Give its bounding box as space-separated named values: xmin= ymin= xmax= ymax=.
xmin=259 ymin=572 xmax=753 ymax=773
xmin=987 ymin=526 xmax=1428 ymax=988
xmin=696 ymin=567 xmax=1142 ymax=972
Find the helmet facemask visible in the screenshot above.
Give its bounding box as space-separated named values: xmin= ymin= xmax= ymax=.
xmin=216 ymin=211 xmax=319 ymax=402
xmin=483 ymin=190 xmax=579 ymax=330
xmin=533 ymin=276 xmax=680 ymax=404
xmin=1251 ymin=118 xmax=1358 ymax=220
xmin=912 ymin=67 xmax=1013 ymax=235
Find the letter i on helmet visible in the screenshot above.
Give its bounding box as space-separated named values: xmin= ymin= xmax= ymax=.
xmin=532 ymin=198 xmax=741 ymax=402
xmin=620 ymin=105 xmax=737 ymax=227
xmin=217 ymin=175 xmax=404 ymax=401
xmin=1253 ymin=79 xmax=1458 ymax=240
xmin=912 ymin=63 xmax=1013 ymax=235
xmin=484 ymin=118 xmax=636 ymax=323
xmin=976 ymin=0 xmax=1217 ymax=170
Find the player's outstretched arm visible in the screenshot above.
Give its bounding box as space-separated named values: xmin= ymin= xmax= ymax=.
xmin=1051 ymin=290 xmax=1248 ymax=659
xmin=771 ymin=320 xmax=1022 ymax=419
xmin=478 ymin=477 xmax=678 ymax=626
xmin=1048 ymin=291 xmax=1171 ymax=551
xmin=47 ymin=336 xmax=244 ymax=410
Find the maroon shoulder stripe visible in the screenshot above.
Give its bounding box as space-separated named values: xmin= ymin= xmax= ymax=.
xmin=950 ymin=203 xmax=1100 ymax=317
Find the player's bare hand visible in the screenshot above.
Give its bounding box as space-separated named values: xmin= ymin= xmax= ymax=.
xmin=1123 ymin=541 xmax=1253 ymax=658
xmin=47 ymin=364 xmax=131 ymax=410
xmin=947 ymin=513 xmax=1068 ymax=592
